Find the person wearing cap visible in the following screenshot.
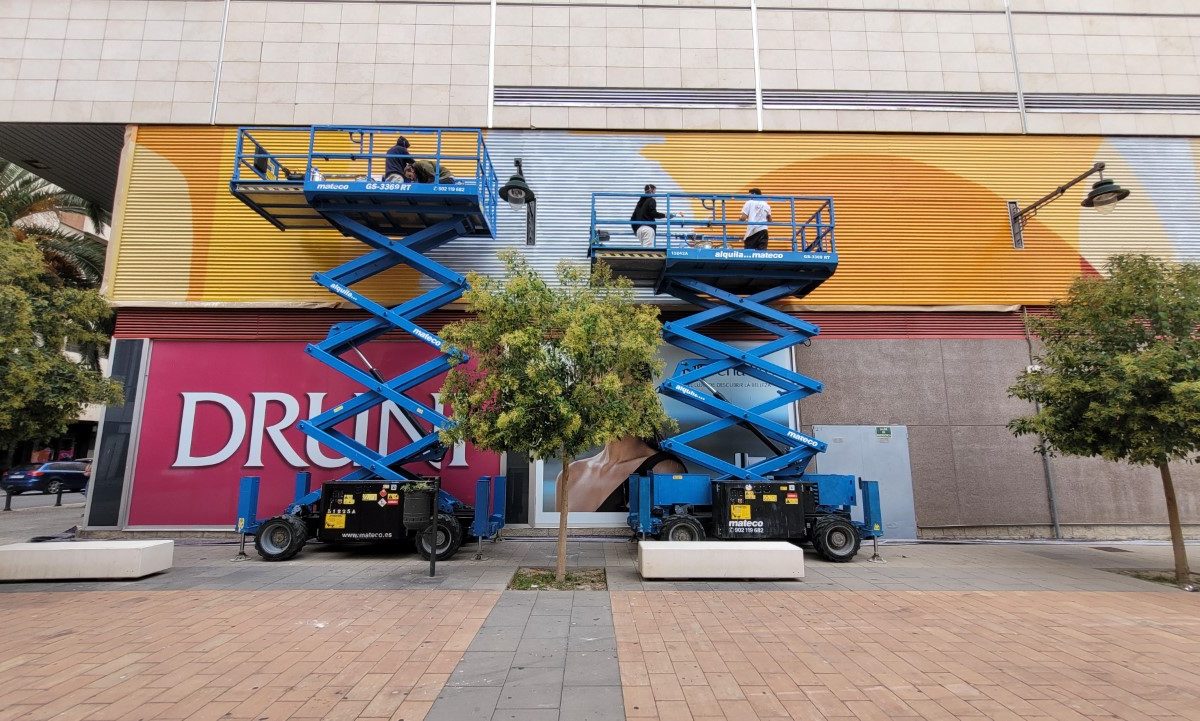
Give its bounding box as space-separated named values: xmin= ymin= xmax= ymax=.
xmin=739 ymin=188 xmax=772 ymax=250
xmin=384 ymin=135 xmax=411 ymax=180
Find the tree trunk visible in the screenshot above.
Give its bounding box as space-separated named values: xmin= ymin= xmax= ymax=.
xmin=556 ymin=450 xmax=571 ymax=582
xmin=1158 ymin=462 xmax=1191 ymax=587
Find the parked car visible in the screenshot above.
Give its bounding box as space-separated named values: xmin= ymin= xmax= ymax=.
xmin=1 ymin=461 xmax=90 ymax=495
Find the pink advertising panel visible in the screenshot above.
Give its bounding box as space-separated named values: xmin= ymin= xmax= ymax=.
xmin=127 ymin=340 xmax=500 ymax=527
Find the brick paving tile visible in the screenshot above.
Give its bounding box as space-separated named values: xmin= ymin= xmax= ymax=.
xmin=0 ymin=590 xmax=498 ymax=721
xmin=612 ymin=591 xmax=1200 ymax=721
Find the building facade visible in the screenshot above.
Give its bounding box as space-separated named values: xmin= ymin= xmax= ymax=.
xmin=1 ymin=0 xmax=1198 ymax=537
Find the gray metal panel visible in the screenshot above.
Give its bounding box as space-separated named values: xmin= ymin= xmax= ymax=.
xmin=0 ymin=122 xmax=125 ymax=211
xmin=764 ymin=90 xmax=1018 ymax=111
xmin=812 ymin=424 xmax=917 ymax=539
xmin=494 ymin=86 xmax=755 ymax=107
xmin=1026 ymin=93 xmax=1200 ymax=113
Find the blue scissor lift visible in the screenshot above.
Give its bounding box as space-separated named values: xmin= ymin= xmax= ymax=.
xmin=229 ymin=126 xmax=507 ymax=562
xmin=589 ymin=193 xmax=883 ymax=561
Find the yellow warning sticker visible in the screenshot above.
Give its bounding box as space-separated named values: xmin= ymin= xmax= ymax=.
xmin=763 ymin=494 xmax=777 ymax=502
xmin=745 ymin=490 xmax=756 ymax=500
xmin=785 ymin=497 xmax=799 ymax=505
xmin=342 ymin=494 xmax=355 ymax=505
xmin=730 ymin=504 xmax=751 ymax=520
xmin=362 ymin=493 xmax=378 ymax=501
xmin=325 ymin=514 xmax=346 ymax=529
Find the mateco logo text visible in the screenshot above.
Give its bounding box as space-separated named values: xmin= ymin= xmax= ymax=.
xmin=787 ymin=430 xmax=821 ymax=448
xmin=714 ymin=250 xmax=784 ymax=260
xmin=412 ymin=327 xmax=443 ymax=348
xmin=315 ymin=183 xmax=350 ymax=191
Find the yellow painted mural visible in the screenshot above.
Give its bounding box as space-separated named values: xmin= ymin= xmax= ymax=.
xmin=109 ymin=126 xmax=421 ymax=306
xmin=107 ymin=126 xmax=1195 ymax=308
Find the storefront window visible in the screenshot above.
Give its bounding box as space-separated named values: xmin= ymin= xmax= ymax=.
xmin=531 ymin=343 xmax=796 ymax=527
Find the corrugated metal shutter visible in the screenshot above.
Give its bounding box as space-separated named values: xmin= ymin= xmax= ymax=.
xmin=111 ymin=126 xmax=419 ymax=306
xmin=111 ymin=126 xmax=1199 ymax=309
xmin=115 ymin=307 xmax=1032 ymax=341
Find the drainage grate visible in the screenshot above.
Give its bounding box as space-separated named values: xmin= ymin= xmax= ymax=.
xmin=1092 ymin=546 xmax=1132 ymax=553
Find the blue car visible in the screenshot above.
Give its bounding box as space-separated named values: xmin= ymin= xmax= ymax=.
xmin=1 ymin=461 xmax=90 ymax=495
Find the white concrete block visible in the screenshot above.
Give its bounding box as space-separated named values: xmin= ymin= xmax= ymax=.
xmin=638 ymin=541 xmax=804 ymax=580
xmin=0 ymin=540 xmax=173 ymax=581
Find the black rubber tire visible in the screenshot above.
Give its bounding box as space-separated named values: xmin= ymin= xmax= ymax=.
xmin=812 ymin=517 xmax=861 ymax=563
xmin=44 ymin=479 xmax=62 ymax=495
xmin=660 ymin=515 xmax=706 ymax=542
xmin=254 ymin=515 xmax=308 ymax=561
xmin=414 ymin=514 xmax=463 ymax=561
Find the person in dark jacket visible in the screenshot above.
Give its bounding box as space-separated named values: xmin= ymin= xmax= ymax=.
xmin=630 ymin=184 xmax=666 ymax=247
xmin=384 ymin=136 xmax=411 ymax=180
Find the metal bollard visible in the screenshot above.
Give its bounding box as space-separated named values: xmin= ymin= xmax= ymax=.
xmin=3 ymin=489 xmax=11 ymax=512
xmin=55 ymin=487 xmax=64 ymax=507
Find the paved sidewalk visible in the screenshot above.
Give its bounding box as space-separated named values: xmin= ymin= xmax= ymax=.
xmin=612 ymin=589 xmax=1200 ymax=721
xmin=428 ymin=591 xmax=622 ymax=721
xmin=2 ymin=536 xmax=1199 ymax=720
xmin=0 ymin=589 xmax=497 ymax=721
xmin=3 ymin=538 xmax=1195 ymax=594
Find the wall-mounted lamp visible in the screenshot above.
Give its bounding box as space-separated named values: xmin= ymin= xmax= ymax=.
xmin=1008 ymin=162 xmax=1130 ymax=249
xmin=499 ymin=158 xmax=537 ymax=245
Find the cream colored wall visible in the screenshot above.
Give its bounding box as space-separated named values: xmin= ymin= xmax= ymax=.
xmin=2 ymin=0 xmax=1199 ymax=134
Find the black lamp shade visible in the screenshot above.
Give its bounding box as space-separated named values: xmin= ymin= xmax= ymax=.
xmin=500 ymin=173 xmax=535 ymax=205
xmin=1081 ymin=178 xmax=1130 ymax=208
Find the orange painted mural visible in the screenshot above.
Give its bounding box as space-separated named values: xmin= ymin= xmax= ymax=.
xmin=107 ymin=126 xmax=1196 ymax=308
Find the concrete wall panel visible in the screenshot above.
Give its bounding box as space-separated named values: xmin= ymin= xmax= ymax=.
xmin=796 ymin=339 xmax=949 ymax=427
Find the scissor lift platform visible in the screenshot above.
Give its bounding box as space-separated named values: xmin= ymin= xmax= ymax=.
xmin=227 ymin=126 xmax=505 ymax=563
xmin=588 ymin=192 xmax=837 ymax=298
xmin=230 ymin=126 xmax=498 ymax=237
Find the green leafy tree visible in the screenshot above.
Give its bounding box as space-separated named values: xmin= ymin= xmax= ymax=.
xmin=1 ymin=159 xmax=107 ymax=288
xmin=440 ymin=251 xmax=673 ymax=580
xmin=0 ymin=227 xmax=122 ymax=456
xmin=1009 ymin=254 xmax=1200 ymax=587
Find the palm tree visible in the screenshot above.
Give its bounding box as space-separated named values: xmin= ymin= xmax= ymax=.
xmin=0 ymin=159 xmax=108 ymax=288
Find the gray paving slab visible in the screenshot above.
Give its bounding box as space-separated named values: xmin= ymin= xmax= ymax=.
xmin=468 ymin=625 xmax=525 ymax=653
xmin=564 ymin=651 xmax=621 ymax=686
xmin=497 ymin=665 xmax=564 ymax=709
xmin=447 ymin=652 xmax=515 ymax=687
xmin=428 ymin=589 xmax=625 ymax=721
xmin=492 ymin=710 xmax=559 ymax=721
xmin=558 ymin=685 xmax=626 ymax=721
xmin=514 ymin=637 xmax=568 ymax=668
xmin=424 ymin=686 xmax=503 ymax=721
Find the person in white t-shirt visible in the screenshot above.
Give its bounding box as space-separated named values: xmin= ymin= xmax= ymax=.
xmin=739 ymin=188 xmax=772 ymax=250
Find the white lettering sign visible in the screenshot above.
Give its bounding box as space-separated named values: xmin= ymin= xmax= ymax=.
xmin=171 ymin=391 xmax=468 ymax=470
xmin=174 ymin=393 xmax=247 ymax=467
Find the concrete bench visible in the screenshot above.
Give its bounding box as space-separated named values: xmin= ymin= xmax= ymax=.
xmin=637 ymin=540 xmax=804 ymax=580
xmin=0 ymin=540 xmax=174 ymax=581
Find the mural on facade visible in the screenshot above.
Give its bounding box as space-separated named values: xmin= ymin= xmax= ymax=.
xmin=109 ymin=126 xmax=1199 ymax=309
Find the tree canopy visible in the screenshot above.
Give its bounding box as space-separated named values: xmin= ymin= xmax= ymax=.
xmin=439 ymin=251 xmax=672 ymax=578
xmin=1 ymin=159 xmax=107 ymax=288
xmin=0 ymin=227 xmax=122 ymax=451
xmin=1009 ymin=253 xmax=1200 ymax=585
